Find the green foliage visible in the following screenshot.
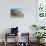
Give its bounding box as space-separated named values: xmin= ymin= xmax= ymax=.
xmin=39 ymin=13 xmax=44 ymax=17
xmin=40 ymin=26 xmax=45 ymax=29
xmin=33 ymin=32 xmax=46 ymax=39
xmin=32 ymin=24 xmax=45 ymax=30
xmin=39 ymin=4 xmax=46 ymax=17
xmin=32 ymin=25 xmax=39 ymax=30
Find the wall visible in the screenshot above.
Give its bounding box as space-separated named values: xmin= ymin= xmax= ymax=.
xmin=0 ymin=0 xmax=36 ymax=42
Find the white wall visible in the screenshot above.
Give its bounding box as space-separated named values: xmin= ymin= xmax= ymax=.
xmin=0 ymin=0 xmax=36 ymax=42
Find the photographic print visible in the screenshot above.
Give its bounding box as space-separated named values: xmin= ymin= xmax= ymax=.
xmin=10 ymin=8 xmax=24 ymax=18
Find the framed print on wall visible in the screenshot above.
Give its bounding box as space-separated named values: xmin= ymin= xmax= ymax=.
xmin=10 ymin=8 xmax=24 ymax=18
